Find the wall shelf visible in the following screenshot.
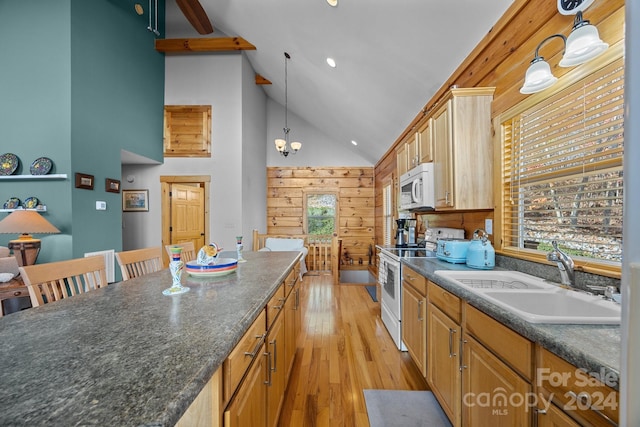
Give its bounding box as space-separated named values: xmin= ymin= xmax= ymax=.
xmin=0 ymin=206 xmax=47 ymax=213
xmin=0 ymin=174 xmax=67 ymax=180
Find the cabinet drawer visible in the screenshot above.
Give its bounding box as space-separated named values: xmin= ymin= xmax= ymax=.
xmin=465 ymin=304 xmax=533 ymax=381
xmin=537 ymin=348 xmax=619 ymax=426
xmin=284 ymin=269 xmax=297 ymax=297
xmin=427 ymin=281 xmax=461 ymax=323
xmin=223 ymin=310 xmax=266 ymax=403
xmin=403 ymin=266 xmax=426 ymax=296
xmin=266 ymin=284 xmax=286 ymax=329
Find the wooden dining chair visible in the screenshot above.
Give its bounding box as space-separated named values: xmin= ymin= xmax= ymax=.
xmin=164 ymin=241 xmax=197 ymax=263
xmin=19 ymin=255 xmax=108 ymax=307
xmin=115 ymin=246 xmax=163 ymax=281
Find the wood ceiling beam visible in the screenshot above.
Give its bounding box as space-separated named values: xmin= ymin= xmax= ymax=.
xmin=255 ymin=74 xmax=271 ymax=85
xmin=155 ymin=37 xmax=256 ymax=53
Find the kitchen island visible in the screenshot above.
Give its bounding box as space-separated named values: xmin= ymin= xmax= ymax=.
xmin=0 ymin=251 xmax=301 ymax=426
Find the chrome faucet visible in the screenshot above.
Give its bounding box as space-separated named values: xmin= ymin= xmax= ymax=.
xmin=546 ymin=241 xmax=575 ymax=288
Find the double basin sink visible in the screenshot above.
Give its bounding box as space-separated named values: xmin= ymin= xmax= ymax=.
xmin=434 ymin=270 xmax=621 ymax=324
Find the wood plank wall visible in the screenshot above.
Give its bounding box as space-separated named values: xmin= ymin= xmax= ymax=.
xmin=266 ymin=167 xmax=375 ymax=270
xmin=373 ymin=0 xmax=625 ymax=245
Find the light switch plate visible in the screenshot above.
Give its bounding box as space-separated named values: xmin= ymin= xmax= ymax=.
xmin=485 ymin=219 xmax=493 ymax=235
xmin=96 ymin=201 xmax=107 ymax=211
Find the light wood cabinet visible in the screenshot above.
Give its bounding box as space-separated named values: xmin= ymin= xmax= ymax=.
xmin=396 ymin=143 xmax=408 ymax=177
xmin=418 ymin=118 xmax=433 ymax=164
xmin=266 ymin=308 xmax=286 ymax=427
xmin=537 ymin=403 xmax=581 ymax=427
xmin=224 ymin=343 xmax=268 ymax=427
xmin=427 ymin=302 xmax=461 ymax=426
xmin=461 ymin=333 xmax=532 ymax=426
xmin=537 ymin=348 xmax=619 ymax=426
xmin=462 ymin=304 xmax=533 ymax=426
xmin=402 ymin=266 xmax=427 ymax=377
xmin=284 ymin=275 xmax=301 ymax=379
xmin=407 ymin=132 xmax=420 ymax=170
xmin=431 ymin=87 xmax=495 ymax=210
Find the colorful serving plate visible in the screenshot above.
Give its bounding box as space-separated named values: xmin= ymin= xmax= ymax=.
xmin=185 ymin=258 xmax=238 ymax=277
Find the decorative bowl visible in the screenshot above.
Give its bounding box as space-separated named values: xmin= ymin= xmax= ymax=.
xmin=185 ymin=258 xmax=238 ymax=277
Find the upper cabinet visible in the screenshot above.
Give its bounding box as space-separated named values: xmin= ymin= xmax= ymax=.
xmin=396 ymin=116 xmax=433 ymax=178
xmin=432 ymin=88 xmax=495 ymax=210
xmin=396 ymin=143 xmax=408 ymax=178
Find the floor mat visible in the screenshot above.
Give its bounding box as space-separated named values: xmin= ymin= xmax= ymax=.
xmin=363 ymin=389 xmax=452 ymax=427
xmin=365 ymin=285 xmax=377 ymax=302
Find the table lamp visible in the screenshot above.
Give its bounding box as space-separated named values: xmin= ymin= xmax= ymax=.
xmin=0 ymin=210 xmax=61 ymax=266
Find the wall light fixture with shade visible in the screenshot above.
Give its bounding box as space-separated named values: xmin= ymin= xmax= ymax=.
xmin=0 ymin=210 xmax=61 ymax=266
xmin=520 ymin=11 xmax=608 ymax=94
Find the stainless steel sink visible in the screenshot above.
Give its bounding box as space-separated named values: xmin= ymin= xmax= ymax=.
xmin=434 ymin=270 xmax=621 ymax=324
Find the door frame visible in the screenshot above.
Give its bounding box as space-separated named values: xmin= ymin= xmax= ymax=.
xmin=160 ymin=175 xmax=211 ymax=265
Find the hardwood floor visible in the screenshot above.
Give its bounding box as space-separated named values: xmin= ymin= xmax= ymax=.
xmin=278 ymin=274 xmax=428 ymax=427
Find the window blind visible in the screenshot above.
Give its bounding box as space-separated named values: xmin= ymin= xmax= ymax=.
xmin=502 ymin=57 xmax=624 ymax=264
xmin=383 ymin=183 xmax=392 ymax=246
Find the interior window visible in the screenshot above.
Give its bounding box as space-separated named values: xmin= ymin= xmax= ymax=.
xmin=306 ymin=193 xmax=337 ymax=235
xmin=383 ymin=182 xmax=393 ymax=246
xmin=500 ymin=57 xmax=624 ymax=270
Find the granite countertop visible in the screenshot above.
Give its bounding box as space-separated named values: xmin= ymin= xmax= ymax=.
xmin=401 ymin=257 xmax=621 ymax=390
xmin=0 ymin=251 xmax=301 ymax=426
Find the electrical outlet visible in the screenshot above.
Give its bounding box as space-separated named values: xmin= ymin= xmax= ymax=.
xmin=96 ymin=201 xmax=107 ymax=211
xmin=485 ymin=219 xmax=493 ymax=235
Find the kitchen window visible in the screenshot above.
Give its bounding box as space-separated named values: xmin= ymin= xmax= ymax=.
xmin=497 ymin=53 xmax=624 ymax=276
xmin=305 ymin=193 xmax=337 ymax=235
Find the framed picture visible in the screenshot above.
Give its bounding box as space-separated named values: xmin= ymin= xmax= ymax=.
xmin=106 ymin=178 xmax=121 ymax=193
xmin=75 ymin=173 xmax=94 ymax=190
xmin=122 ymin=189 xmax=149 ymax=212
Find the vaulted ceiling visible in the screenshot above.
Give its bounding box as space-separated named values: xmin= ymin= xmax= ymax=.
xmin=164 ymin=0 xmax=513 ymax=164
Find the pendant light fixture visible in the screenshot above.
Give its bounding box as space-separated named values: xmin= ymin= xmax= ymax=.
xmin=274 ymin=52 xmax=302 ymax=157
xmin=520 ymin=11 xmax=608 ymax=94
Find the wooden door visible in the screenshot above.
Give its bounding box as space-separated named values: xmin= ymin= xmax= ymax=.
xmin=171 ymin=183 xmax=205 ymax=249
xmin=160 ymin=176 xmax=210 ymax=266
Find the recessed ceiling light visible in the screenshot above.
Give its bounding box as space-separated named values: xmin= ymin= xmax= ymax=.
xmin=351 ymin=140 xmax=358 ymax=146
xmin=327 ymin=0 xmax=338 ymax=6
xmin=326 ymin=57 xmax=336 ymax=68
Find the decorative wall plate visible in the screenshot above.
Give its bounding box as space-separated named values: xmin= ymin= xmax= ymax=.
xmin=30 ymin=157 xmax=53 ymax=175
xmin=3 ymin=197 xmax=21 ymax=209
xmin=23 ymin=196 xmax=39 ymax=209
xmin=0 ymin=153 xmax=19 ymax=176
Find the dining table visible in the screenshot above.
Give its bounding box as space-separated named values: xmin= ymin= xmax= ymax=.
xmin=0 ymin=250 xmax=301 ymax=426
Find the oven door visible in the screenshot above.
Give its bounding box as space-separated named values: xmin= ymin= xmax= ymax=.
xmin=379 ymin=255 xmax=401 ymax=320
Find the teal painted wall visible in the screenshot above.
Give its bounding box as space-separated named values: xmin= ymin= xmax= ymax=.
xmin=0 ymin=0 xmax=165 ymax=263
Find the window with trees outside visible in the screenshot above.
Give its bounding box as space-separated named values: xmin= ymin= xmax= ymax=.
xmin=499 ymin=55 xmax=624 ymax=274
xmin=306 ymin=193 xmax=337 ymax=235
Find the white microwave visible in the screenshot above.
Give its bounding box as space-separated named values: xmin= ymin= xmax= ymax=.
xmin=399 ymin=163 xmax=435 ymax=211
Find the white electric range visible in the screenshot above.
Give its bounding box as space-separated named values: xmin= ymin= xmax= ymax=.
xmin=377 ymin=227 xmax=464 ymax=350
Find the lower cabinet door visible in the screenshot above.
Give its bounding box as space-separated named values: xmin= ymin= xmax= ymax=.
xmin=537 ymin=403 xmax=581 ymax=427
xmin=224 ymin=343 xmax=268 ymax=427
xmin=427 ymin=302 xmax=460 ymax=425
xmin=462 ymin=334 xmax=532 ymax=426
xmin=267 ymin=312 xmax=286 ymax=427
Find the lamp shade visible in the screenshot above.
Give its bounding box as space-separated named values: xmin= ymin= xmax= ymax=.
xmin=0 ymin=210 xmax=60 ymax=235
xmin=0 ymin=210 xmax=60 ymax=266
xmin=559 ymin=22 xmax=608 ymax=67
xmin=520 ymin=58 xmax=558 ymax=94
